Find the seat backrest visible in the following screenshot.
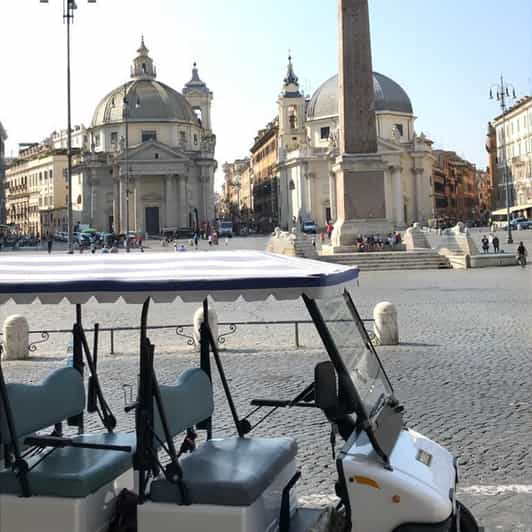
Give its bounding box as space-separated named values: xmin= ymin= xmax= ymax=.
xmin=0 ymin=367 xmax=85 ymax=444
xmin=153 ymin=368 xmax=213 ymax=441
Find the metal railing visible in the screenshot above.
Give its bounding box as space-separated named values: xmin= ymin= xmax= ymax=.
xmin=0 ymin=319 xmax=377 ymax=355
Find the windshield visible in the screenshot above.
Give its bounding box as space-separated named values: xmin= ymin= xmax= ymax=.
xmin=314 ymin=291 xmax=393 ymax=418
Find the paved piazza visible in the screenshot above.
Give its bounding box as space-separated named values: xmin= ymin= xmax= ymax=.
xmin=1 ymin=235 xmax=531 ymax=530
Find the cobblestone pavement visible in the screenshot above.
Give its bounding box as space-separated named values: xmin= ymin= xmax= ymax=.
xmin=1 ymin=241 xmax=531 ymax=530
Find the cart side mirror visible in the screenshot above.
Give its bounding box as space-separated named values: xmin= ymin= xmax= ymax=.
xmin=314 ymin=361 xmax=339 ymax=411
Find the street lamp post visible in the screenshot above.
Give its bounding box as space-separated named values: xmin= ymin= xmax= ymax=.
xmin=490 ymin=75 xmax=516 ymax=244
xmin=123 ymin=90 xmax=140 ymax=251
xmin=41 ymin=0 xmax=96 ymax=253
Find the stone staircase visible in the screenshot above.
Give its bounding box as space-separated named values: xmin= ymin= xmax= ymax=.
xmin=320 ymin=250 xmax=451 ymax=271
xmin=294 ymin=236 xmax=318 ymax=259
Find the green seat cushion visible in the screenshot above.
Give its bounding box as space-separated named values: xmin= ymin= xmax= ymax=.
xmin=0 ymin=432 xmax=135 ymax=498
xmin=150 ymin=436 xmax=297 ymax=506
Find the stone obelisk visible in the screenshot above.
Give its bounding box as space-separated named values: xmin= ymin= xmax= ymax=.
xmin=332 ymin=0 xmax=392 ymax=247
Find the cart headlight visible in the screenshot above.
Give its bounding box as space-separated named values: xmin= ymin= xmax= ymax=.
xmin=416 ymin=449 xmax=433 ymax=467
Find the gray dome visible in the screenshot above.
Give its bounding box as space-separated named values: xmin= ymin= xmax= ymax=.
xmin=92 ymin=79 xmax=198 ymax=127
xmin=307 ymin=72 xmax=413 ymax=120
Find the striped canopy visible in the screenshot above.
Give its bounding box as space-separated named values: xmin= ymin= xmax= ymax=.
xmin=0 ymin=251 xmax=359 ymax=304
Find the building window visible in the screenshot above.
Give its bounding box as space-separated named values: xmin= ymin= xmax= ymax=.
xmin=142 ymin=130 xmax=157 ymax=143
xmin=193 ymin=134 xmax=198 ymax=145
xmin=39 ymin=172 xmax=42 ymax=182
xmin=320 ymin=127 xmax=330 ymax=140
xmin=394 ymin=123 xmax=404 ymax=136
xmin=111 ymin=132 xmax=118 ymax=145
xmin=49 ymin=169 xmax=53 ymax=179
xmin=95 ymin=133 xmax=100 ymax=147
xmin=180 ymin=131 xmax=186 ymax=145
xmin=77 ymin=195 xmax=82 ymax=205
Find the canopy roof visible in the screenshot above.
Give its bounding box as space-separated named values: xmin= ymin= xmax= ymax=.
xmin=0 ymin=251 xmax=358 ymax=305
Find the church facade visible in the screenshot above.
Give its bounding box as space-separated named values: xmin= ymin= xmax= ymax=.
xmin=73 ymin=38 xmax=216 ymax=235
xmin=276 ymin=58 xmax=434 ymax=230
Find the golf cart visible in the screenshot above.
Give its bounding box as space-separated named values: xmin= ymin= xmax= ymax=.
xmin=0 ymin=251 xmax=479 ymax=532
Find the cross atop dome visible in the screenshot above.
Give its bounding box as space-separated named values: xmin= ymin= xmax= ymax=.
xmin=131 ymin=35 xmax=157 ymax=80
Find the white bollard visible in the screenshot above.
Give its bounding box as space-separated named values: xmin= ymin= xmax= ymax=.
xmin=3 ymin=315 xmax=30 ymax=360
xmin=192 ymin=306 xmax=219 ymax=351
xmin=373 ymin=302 xmax=399 ymax=346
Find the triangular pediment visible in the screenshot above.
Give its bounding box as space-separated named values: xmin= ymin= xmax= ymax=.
xmin=120 ymin=140 xmax=189 ymax=163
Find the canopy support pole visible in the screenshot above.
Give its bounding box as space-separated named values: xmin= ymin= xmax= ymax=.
xmin=0 ymin=348 xmax=30 ymax=497
xmin=199 ymin=299 xmax=250 ymax=438
xmin=69 ymin=305 xmax=84 ymax=433
xmin=135 ymin=298 xmax=187 ymax=505
xmin=197 ymin=299 xmax=212 ymax=439
xmin=136 ymin=298 xmax=154 ymax=504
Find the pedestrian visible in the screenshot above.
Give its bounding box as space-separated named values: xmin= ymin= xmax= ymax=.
xmin=193 ymin=232 xmax=199 ymax=250
xmin=488 ymin=233 xmax=494 ymax=253
xmin=517 ymin=241 xmax=527 ymax=267
xmin=208 ymin=234 xmax=213 ymax=247
xmin=492 ymin=235 xmax=500 ymax=254
xmin=224 ymin=237 xmax=229 ymax=246
xmin=326 ymin=221 xmax=333 ymax=240
xmin=481 ymin=235 xmax=489 ymax=254
xmin=47 ymin=233 xmax=53 ymax=255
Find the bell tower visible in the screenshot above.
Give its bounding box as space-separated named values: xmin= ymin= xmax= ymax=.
xmin=278 ymin=55 xmax=306 ymax=151
xmin=183 ymin=63 xmax=213 ymax=131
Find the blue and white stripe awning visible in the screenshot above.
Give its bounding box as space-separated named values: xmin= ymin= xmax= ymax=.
xmin=0 ymin=251 xmax=359 ymax=304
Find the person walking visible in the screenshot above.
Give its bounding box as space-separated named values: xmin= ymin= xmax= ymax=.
xmin=488 ymin=233 xmax=494 ymax=253
xmin=517 ymin=241 xmax=527 ymax=267
xmin=326 ymin=221 xmax=334 ymax=241
xmin=47 ymin=233 xmax=53 ymax=255
xmin=193 ymin=232 xmax=199 ymax=250
xmin=481 ymin=235 xmax=489 ymax=254
xmin=492 ymin=235 xmax=500 ymax=254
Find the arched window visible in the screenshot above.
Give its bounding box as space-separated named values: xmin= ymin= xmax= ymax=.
xmin=288 ymin=106 xmax=297 ymax=129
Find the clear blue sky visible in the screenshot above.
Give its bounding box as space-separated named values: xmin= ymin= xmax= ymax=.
xmin=1 ymin=0 xmax=531 ymax=188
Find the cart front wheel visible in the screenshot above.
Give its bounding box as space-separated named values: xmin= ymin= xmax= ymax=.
xmin=455 ymin=500 xmax=480 ymax=532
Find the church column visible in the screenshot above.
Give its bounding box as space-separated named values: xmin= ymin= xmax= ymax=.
xmin=414 ymin=168 xmax=425 ymax=223
xmin=178 ymin=176 xmax=187 ymax=227
xmin=119 ymin=177 xmax=127 ymax=234
xmin=328 ymin=171 xmax=337 ymax=222
xmin=165 ymin=175 xmax=178 ymax=229
xmin=135 ymin=179 xmax=142 ymax=233
xmin=112 ymin=179 xmax=120 ymax=233
xmin=390 ymin=165 xmax=404 ymax=226
xmin=409 ymin=169 xmax=418 ymax=223
xmin=383 ymin=166 xmax=393 ymax=222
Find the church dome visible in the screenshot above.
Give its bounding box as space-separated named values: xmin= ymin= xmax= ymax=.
xmin=306 ymin=72 xmax=413 ymax=120
xmin=91 ymin=37 xmax=198 ymax=127
xmin=91 ymin=80 xmax=198 ymax=126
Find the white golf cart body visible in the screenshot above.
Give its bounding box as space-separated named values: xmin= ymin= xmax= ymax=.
xmin=0 ymin=250 xmax=473 ymax=532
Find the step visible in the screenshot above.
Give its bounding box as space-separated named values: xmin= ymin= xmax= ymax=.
xmin=319 ymin=251 xmax=451 ymax=271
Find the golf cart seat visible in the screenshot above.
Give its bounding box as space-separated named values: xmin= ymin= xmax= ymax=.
xmin=147 ymin=368 xmax=297 ymax=507
xmin=150 ymin=436 xmax=297 ymax=506
xmin=0 ymin=367 xmax=135 ymax=498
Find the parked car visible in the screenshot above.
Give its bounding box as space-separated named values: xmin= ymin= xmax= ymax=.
xmin=511 ymin=217 xmax=532 ymax=230
xmin=302 ymin=220 xmax=317 ymax=234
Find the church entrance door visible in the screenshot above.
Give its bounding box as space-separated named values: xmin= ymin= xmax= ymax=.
xmin=145 ymin=207 xmax=160 ymax=236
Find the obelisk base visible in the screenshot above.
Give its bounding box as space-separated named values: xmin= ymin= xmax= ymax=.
xmin=332 ymin=153 xmax=393 ymax=247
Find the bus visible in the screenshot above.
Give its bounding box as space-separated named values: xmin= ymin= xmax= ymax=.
xmin=490 ymin=203 xmax=532 ymax=228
